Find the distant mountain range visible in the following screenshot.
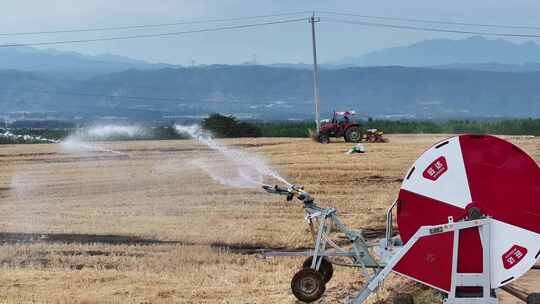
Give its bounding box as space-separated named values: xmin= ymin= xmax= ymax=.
xmin=6 ymin=36 xmax=540 ymax=76
xmin=332 ymin=36 xmax=540 ymax=69
xmin=2 ymin=65 xmax=540 ymax=121
xmin=0 ymin=46 xmax=174 ymax=79
xmin=3 ymin=37 xmax=540 ymax=122
xmin=430 ymin=62 xmax=540 ymax=73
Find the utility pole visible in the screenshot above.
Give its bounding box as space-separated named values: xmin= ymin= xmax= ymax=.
xmin=310 ymin=13 xmax=321 ymax=134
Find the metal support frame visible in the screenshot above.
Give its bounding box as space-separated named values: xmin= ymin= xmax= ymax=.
xmin=264 ymin=203 xmax=379 ymax=269
xmin=445 ymin=217 xmax=496 ymax=304
xmin=349 ymin=218 xmax=498 ymax=304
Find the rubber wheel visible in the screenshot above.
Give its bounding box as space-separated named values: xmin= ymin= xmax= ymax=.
xmin=345 ymin=126 xmax=361 ymax=142
xmin=291 ymin=268 xmax=326 ymax=303
xmin=302 ymin=257 xmax=334 ymax=283
xmin=393 ymin=293 xmax=414 ymax=304
xmin=528 ymin=293 xmax=540 ymax=304
xmin=318 ymin=134 xmax=330 ymax=144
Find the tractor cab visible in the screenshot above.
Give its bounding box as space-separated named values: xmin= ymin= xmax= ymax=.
xmin=332 ymin=111 xmax=355 ymax=125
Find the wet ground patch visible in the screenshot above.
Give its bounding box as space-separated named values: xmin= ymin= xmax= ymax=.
xmin=0 ymin=232 xmax=183 ymax=246
xmin=0 ymin=152 xmax=58 ymax=158
xmin=210 ymin=242 xmax=311 ymax=255
xmin=210 ymin=227 xmax=398 ymax=256
xmin=0 ymin=155 xmax=129 ymax=164
xmin=231 ymin=142 xmax=287 ymax=148
xmin=316 ymin=175 xmax=403 ymax=186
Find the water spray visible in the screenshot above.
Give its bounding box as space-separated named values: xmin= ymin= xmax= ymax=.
xmin=174 ymin=125 xmax=290 ymax=189
xmin=60 ymin=137 xmax=123 ymax=154
xmin=0 ymin=130 xmax=60 ymax=144
xmin=84 ymin=125 xmax=144 ymax=139
xmin=0 ymin=125 xmax=140 ymax=155
xmin=60 ymin=125 xmax=146 ymax=155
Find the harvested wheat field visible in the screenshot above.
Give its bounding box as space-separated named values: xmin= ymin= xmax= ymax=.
xmin=0 ymin=134 xmax=538 ymax=304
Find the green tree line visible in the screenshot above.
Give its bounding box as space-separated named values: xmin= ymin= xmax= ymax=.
xmin=259 ymin=119 xmax=540 ymax=137
xmin=3 ymin=117 xmax=540 ymax=145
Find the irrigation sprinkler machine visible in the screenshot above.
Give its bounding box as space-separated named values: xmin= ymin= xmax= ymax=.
xmin=262 ymin=135 xmax=540 ymax=304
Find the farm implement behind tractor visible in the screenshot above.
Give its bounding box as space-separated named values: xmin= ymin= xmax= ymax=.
xmin=317 ymin=111 xmax=386 ymax=144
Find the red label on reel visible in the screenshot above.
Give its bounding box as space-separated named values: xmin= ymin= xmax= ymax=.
xmin=502 ymin=245 xmax=527 ymax=269
xmin=423 ymin=156 xmax=448 ymax=181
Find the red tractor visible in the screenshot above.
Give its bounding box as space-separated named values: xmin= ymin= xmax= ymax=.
xmin=317 ymin=111 xmax=362 ymax=144
xmin=317 ymin=111 xmax=387 ymax=144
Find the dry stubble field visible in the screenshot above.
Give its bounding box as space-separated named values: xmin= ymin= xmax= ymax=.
xmin=0 ymin=134 xmax=538 ymax=303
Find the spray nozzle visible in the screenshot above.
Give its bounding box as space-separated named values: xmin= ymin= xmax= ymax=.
xmin=262 ymin=184 xmax=312 ymax=204
xmin=262 ymin=184 xmax=289 ymax=194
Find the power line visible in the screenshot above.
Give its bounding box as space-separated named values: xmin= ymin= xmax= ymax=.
xmin=5 ymin=10 xmax=540 ymax=37
xmin=0 ymin=11 xmax=312 ymax=36
xmin=0 ymin=18 xmax=308 ymax=48
xmin=319 ymin=11 xmax=540 ymax=31
xmin=324 ymin=18 xmax=540 ymax=38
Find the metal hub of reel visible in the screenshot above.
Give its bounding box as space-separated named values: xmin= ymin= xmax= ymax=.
xmin=262 ymin=135 xmax=540 ymax=304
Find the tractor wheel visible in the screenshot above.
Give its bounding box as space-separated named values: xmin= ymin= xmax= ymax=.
xmin=528 ymin=293 xmax=540 ymax=304
xmin=393 ymin=293 xmax=414 ymax=304
xmin=291 ymin=268 xmax=326 ymax=303
xmin=345 ymin=127 xmax=361 ymax=142
xmin=302 ymin=257 xmax=334 ymax=283
xmin=318 ymin=134 xmax=330 ymax=144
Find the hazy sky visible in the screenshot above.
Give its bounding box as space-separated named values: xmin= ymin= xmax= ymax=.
xmin=2 ymin=0 xmax=540 ymax=65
